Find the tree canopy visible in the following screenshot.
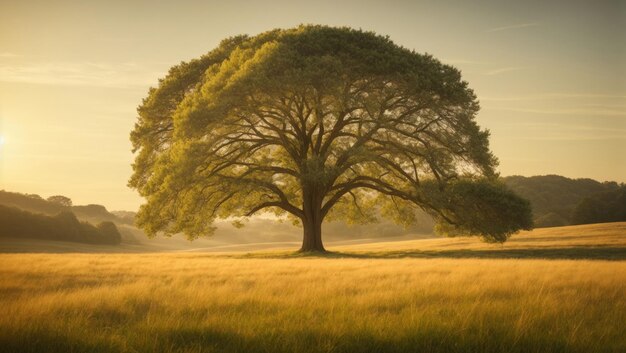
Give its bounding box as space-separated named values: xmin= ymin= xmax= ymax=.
xmin=130 ymin=25 xmax=532 ymax=251
xmin=47 ymin=195 xmax=73 ymax=207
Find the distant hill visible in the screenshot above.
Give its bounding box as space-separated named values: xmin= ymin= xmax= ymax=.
xmin=0 ymin=191 xmax=65 ymax=215
xmin=0 ymin=205 xmax=121 ymax=245
xmin=503 ymin=175 xmax=622 ymax=227
xmin=111 ymin=210 xmax=136 ymax=224
xmin=0 ymin=190 xmax=132 ymax=225
xmin=0 ymin=190 xmax=139 ymax=243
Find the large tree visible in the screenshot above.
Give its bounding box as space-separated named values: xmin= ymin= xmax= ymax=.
xmin=130 ymin=25 xmax=532 ymax=252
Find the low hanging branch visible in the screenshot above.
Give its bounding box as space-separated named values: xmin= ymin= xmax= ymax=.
xmin=130 ymin=25 xmax=533 ymax=252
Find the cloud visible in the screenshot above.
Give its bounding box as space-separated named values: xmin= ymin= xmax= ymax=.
xmin=481 ymin=93 xmax=626 ymax=102
xmin=480 ymin=93 xmax=626 ymax=118
xmin=484 ymin=67 xmax=525 ymax=76
xmin=506 ymin=121 xmax=626 ymax=133
xmin=509 ymin=129 xmax=626 ymax=141
xmin=0 ymin=61 xmax=165 ymax=88
xmin=515 ymin=135 xmax=626 ymax=142
xmin=496 ymin=121 xmax=626 ymax=141
xmin=484 ymin=106 xmax=626 ymax=117
xmin=485 ymin=23 xmax=539 ymax=33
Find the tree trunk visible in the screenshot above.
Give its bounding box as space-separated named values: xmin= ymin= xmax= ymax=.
xmin=299 ymin=188 xmax=325 ymax=252
xmin=300 ymin=214 xmax=324 ymax=252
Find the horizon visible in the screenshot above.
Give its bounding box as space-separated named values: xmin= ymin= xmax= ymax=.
xmin=1 ymin=0 xmax=624 ymax=210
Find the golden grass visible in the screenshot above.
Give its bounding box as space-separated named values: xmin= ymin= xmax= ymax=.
xmin=1 ymin=223 xmax=625 ymax=352
xmin=341 ymin=222 xmax=626 ymax=251
xmin=321 ymin=222 xmax=626 ymax=260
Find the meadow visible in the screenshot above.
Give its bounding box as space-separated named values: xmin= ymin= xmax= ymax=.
xmin=0 ymin=223 xmax=625 ymax=353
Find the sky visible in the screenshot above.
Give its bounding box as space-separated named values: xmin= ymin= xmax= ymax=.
xmin=0 ymin=0 xmax=624 ymax=211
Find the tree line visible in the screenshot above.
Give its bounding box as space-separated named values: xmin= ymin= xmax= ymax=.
xmin=571 ymin=186 xmax=626 ymax=225
xmin=0 ymin=205 xmax=122 ymax=245
xmin=503 ymin=175 xmax=624 ymax=227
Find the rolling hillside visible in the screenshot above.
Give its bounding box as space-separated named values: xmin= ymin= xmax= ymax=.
xmin=503 ymin=175 xmax=622 ymax=227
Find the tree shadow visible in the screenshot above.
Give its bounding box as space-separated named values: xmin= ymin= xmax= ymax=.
xmin=242 ymin=247 xmax=626 ymax=261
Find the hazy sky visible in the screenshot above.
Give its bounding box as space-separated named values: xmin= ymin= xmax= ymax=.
xmin=0 ymin=0 xmax=624 ymax=210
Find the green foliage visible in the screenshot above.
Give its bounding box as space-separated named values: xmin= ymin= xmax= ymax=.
xmin=0 ymin=205 xmax=122 ymax=245
xmin=571 ymin=186 xmax=626 ymax=225
xmin=130 ymin=25 xmax=527 ymax=243
xmin=424 ymin=179 xmax=533 ymax=242
xmin=46 ymin=195 xmax=72 ymax=207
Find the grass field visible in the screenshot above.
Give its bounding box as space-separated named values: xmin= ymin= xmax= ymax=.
xmin=1 ymin=223 xmax=625 ymax=353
